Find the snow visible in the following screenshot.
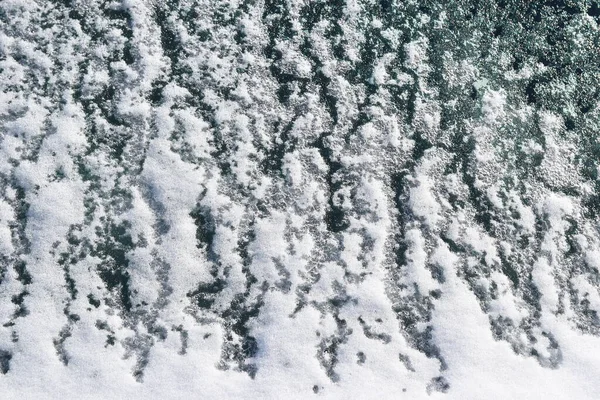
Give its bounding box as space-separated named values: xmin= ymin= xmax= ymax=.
xmin=1 ymin=1 xmax=600 ymax=399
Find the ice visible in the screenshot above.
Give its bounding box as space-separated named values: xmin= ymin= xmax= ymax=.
xmin=2 ymin=0 xmax=600 ymax=399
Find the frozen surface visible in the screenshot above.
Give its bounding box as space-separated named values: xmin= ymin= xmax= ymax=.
xmin=1 ymin=0 xmax=600 ymax=398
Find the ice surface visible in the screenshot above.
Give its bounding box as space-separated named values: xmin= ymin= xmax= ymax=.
xmin=1 ymin=0 xmax=600 ymax=398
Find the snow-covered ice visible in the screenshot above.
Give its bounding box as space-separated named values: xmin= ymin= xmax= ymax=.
xmin=1 ymin=0 xmax=600 ymax=398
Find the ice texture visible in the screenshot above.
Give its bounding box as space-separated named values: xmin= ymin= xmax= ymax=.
xmin=1 ymin=0 xmax=600 ymax=398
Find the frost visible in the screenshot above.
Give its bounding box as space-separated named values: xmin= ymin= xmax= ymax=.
xmin=2 ymin=0 xmax=600 ymax=398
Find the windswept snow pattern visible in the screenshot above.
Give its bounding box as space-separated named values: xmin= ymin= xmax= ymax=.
xmin=1 ymin=0 xmax=600 ymax=398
